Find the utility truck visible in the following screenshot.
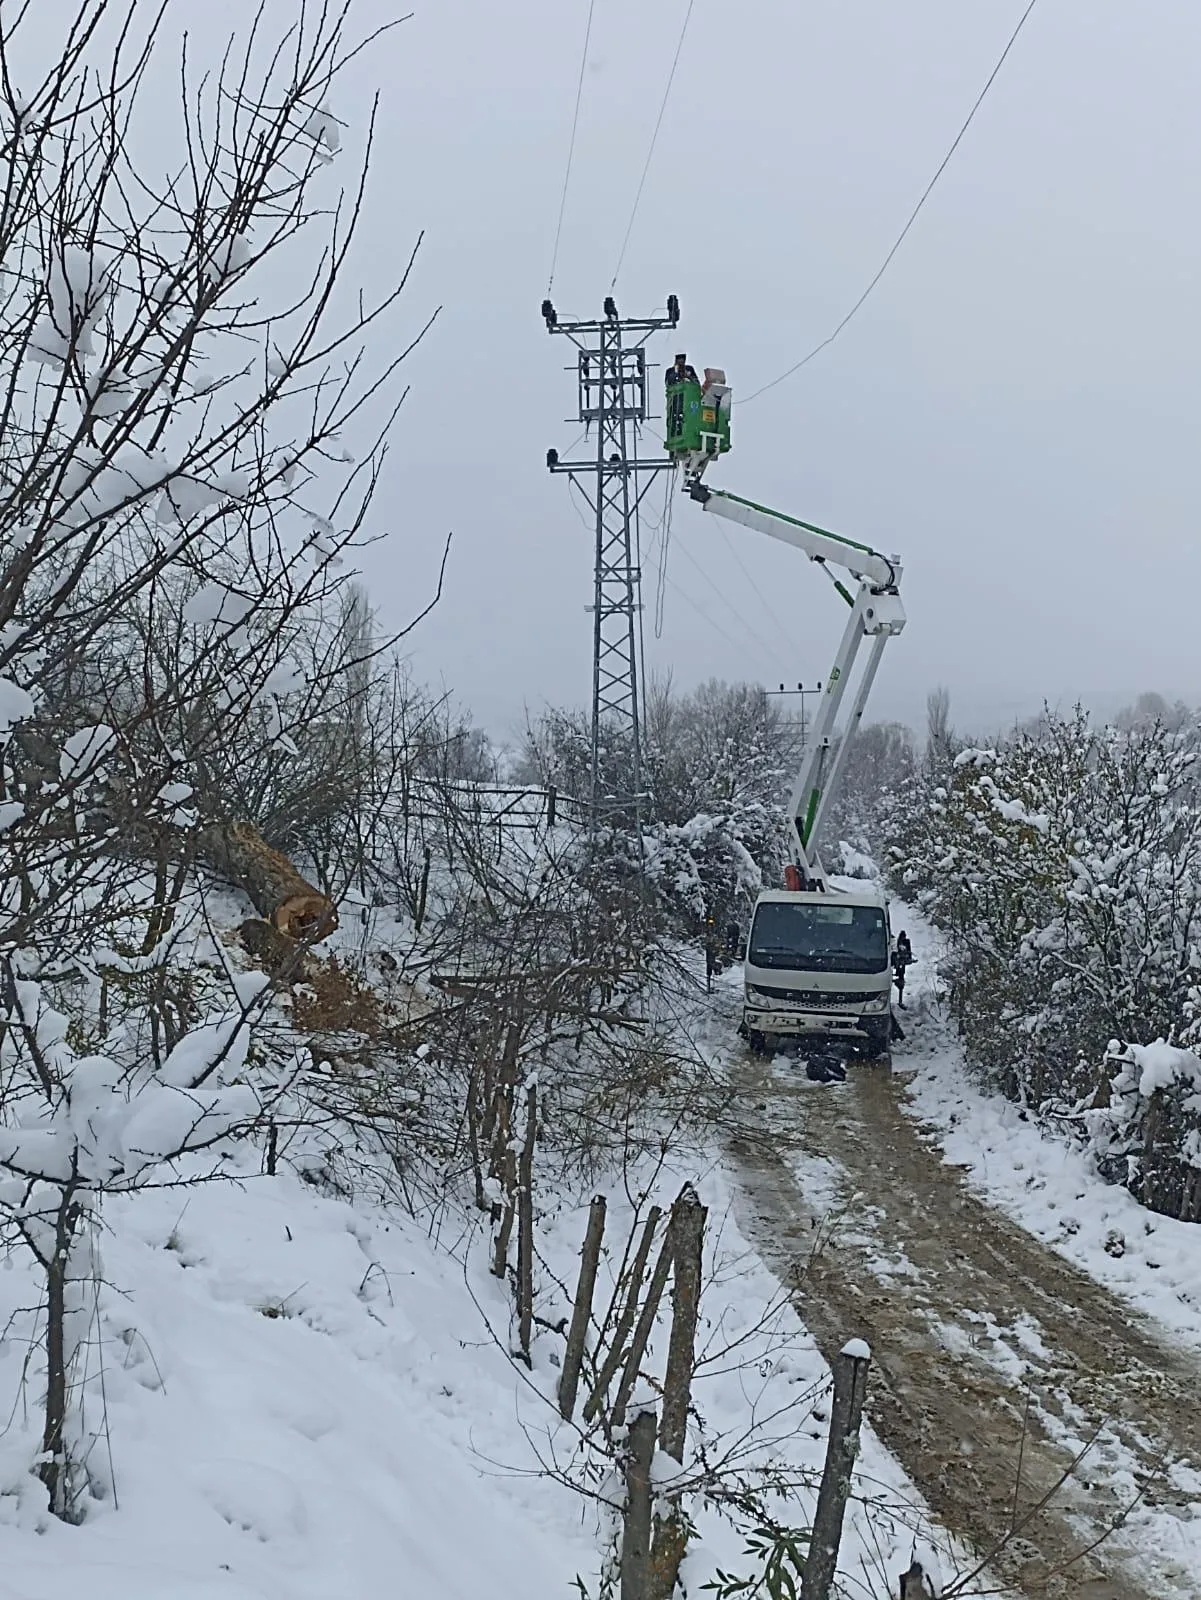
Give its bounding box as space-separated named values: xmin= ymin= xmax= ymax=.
xmin=665 ymin=366 xmax=906 ymax=1060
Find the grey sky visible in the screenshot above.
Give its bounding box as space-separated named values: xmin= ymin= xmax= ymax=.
xmin=41 ymin=0 xmax=1201 ymax=743
xmin=341 ymin=0 xmax=1198 ymax=745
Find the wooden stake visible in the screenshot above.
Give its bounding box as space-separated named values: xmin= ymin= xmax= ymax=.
xmin=558 ymin=1195 xmax=607 ymax=1420
xmin=516 ymin=1080 xmax=537 ymax=1364
xmin=584 ymin=1205 xmax=661 ymax=1424
xmin=801 ymin=1340 xmax=872 ymax=1600
xmin=620 ymin=1409 xmax=656 ymax=1600
xmin=650 ymin=1184 xmax=707 ymax=1598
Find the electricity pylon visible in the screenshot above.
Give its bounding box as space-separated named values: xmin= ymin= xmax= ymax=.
xmin=542 ymin=293 xmax=679 ymax=830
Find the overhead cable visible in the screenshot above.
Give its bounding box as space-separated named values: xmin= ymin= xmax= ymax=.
xmin=742 ymin=0 xmax=1040 ymax=404
xmin=610 ymin=0 xmax=696 ymax=289
xmin=654 ymin=473 xmax=673 ymax=638
xmin=547 ymin=0 xmax=598 ymax=296
xmin=714 ymin=522 xmax=793 ymax=640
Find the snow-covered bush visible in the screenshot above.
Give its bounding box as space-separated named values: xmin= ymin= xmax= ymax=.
xmin=886 ymin=709 xmax=1201 ymax=1217
xmin=1085 ymin=1042 xmax=1201 ymax=1221
xmin=524 ymin=679 xmax=791 ymax=939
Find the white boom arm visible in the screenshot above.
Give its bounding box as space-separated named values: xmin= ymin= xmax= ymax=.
xmin=688 ymin=482 xmax=906 ymax=888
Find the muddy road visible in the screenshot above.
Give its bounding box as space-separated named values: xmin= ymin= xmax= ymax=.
xmin=726 ymin=1034 xmax=1201 ymax=1598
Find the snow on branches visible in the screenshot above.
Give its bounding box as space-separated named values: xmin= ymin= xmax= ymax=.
xmin=886 ymin=708 xmax=1201 ymax=1219
xmin=0 ymin=0 xmax=429 ymax=1520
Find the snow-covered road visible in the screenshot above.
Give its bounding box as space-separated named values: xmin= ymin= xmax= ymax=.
xmin=719 ymin=915 xmax=1201 ymax=1599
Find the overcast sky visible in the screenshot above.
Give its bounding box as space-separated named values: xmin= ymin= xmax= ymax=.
xmin=70 ymin=1 xmax=1201 ymax=742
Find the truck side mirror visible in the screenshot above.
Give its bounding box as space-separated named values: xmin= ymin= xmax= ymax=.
xmin=737 ymin=938 xmax=747 ymax=961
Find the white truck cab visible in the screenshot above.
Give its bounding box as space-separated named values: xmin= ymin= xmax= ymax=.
xmin=742 ymin=887 xmax=893 ymax=1059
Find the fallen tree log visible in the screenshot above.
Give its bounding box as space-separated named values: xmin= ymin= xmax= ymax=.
xmin=199 ymin=821 xmax=337 ymax=941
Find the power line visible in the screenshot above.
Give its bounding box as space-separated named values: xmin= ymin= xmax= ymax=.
xmin=742 ymin=0 xmax=1040 ymax=404
xmin=654 ymin=472 xmax=673 ymax=638
xmin=713 ymin=521 xmax=793 ymax=641
xmin=671 ymin=536 xmax=783 ymax=680
xmin=547 ymin=0 xmax=598 ymax=296
xmin=610 ymin=0 xmax=697 ymax=289
xmin=661 ymin=575 xmax=749 ymax=658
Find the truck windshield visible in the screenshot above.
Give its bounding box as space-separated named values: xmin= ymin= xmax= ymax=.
xmin=748 ymin=902 xmax=888 ymax=974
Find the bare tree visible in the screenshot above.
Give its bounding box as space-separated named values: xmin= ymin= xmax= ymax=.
xmin=0 ymin=0 xmax=437 ymax=1517
xmin=925 ymin=686 xmax=954 ymax=771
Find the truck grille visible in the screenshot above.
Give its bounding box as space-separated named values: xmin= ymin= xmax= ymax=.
xmin=748 ymin=983 xmax=879 ymax=1010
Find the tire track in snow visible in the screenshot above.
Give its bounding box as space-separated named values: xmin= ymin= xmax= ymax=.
xmin=725 ymin=1048 xmax=1201 ymax=1599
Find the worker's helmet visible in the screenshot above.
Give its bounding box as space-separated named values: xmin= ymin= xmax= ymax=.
xmin=674 ymin=352 xmax=687 ymax=364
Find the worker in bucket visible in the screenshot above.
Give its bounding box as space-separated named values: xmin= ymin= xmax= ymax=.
xmin=666 ymin=352 xmax=700 ymax=388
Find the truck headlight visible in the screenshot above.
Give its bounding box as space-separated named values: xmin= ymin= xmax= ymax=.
xmin=863 ymin=994 xmax=889 ymax=1013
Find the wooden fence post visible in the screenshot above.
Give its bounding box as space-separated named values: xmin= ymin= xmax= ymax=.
xmin=516 ymin=1079 xmax=537 ymax=1364
xmin=651 ymin=1184 xmax=707 ymax=1598
xmin=611 ymin=1223 xmax=675 ymax=1430
xmin=898 ymin=1558 xmax=939 ymax=1598
xmin=583 ymin=1206 xmax=662 ymax=1424
xmin=559 ymin=1195 xmax=607 ymax=1420
xmin=621 ymin=1408 xmax=657 ymax=1600
xmin=659 ymin=1185 xmax=705 ymax=1460
xmin=800 ymin=1339 xmax=872 ymax=1600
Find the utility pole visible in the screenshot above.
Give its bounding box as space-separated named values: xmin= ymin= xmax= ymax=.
xmin=767 ymin=680 xmax=824 ymax=754
xmin=542 ymin=293 xmax=680 ymax=831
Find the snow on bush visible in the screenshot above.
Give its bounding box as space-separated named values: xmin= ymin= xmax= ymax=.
xmin=885 ymin=708 xmax=1201 ymax=1219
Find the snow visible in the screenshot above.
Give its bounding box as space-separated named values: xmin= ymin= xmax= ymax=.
xmin=0 ymin=676 xmax=34 ymax=733
xmin=895 ymin=906 xmax=1201 ymax=1346
xmin=0 ymin=1163 xmax=596 ymax=1600
xmin=841 ymin=1336 xmax=871 ymax=1361
xmin=61 ymin=723 xmax=116 ymax=780
xmin=1124 ymin=1039 xmax=1201 ymax=1099
xmin=183 ymin=583 xmax=256 ymax=628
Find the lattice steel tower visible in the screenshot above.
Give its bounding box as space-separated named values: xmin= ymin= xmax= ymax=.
xmin=542 ymin=294 xmax=679 ymax=828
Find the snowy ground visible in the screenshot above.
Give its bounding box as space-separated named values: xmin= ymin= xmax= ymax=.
xmin=0 ymin=1146 xmax=952 ymax=1600
xmin=0 ymin=1158 xmax=598 ymax=1600
xmin=12 ymin=879 xmax=1198 ymax=1600
xmin=703 ymin=889 xmax=1201 ymax=1598
xmin=895 ymin=906 xmax=1201 ymax=1351
xmin=533 ymin=1161 xmax=953 ymax=1599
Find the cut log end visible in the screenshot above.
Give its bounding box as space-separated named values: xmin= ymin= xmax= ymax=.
xmin=199 ymin=820 xmax=338 ymax=944
xmin=273 ymin=893 xmax=338 ymax=941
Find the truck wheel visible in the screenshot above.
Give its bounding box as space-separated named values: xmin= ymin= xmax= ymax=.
xmin=860 ymin=1023 xmax=892 ymax=1064
xmin=747 ymin=1029 xmax=767 ymax=1055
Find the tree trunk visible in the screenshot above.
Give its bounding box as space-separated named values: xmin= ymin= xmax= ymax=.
xmin=40 ymin=1252 xmax=69 ymax=1517
xmin=198 ymin=820 xmax=337 ymax=940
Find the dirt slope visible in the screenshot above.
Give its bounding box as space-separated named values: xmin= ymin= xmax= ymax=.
xmin=727 ymin=1043 xmax=1201 ymax=1599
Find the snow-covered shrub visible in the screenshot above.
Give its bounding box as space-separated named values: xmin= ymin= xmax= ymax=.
xmin=521 ymin=679 xmax=792 ymax=940
xmin=644 ymin=805 xmax=771 ymax=938
xmin=886 ymin=709 xmax=1201 ymax=1216
xmin=1085 ymin=1042 xmax=1201 ymax=1221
